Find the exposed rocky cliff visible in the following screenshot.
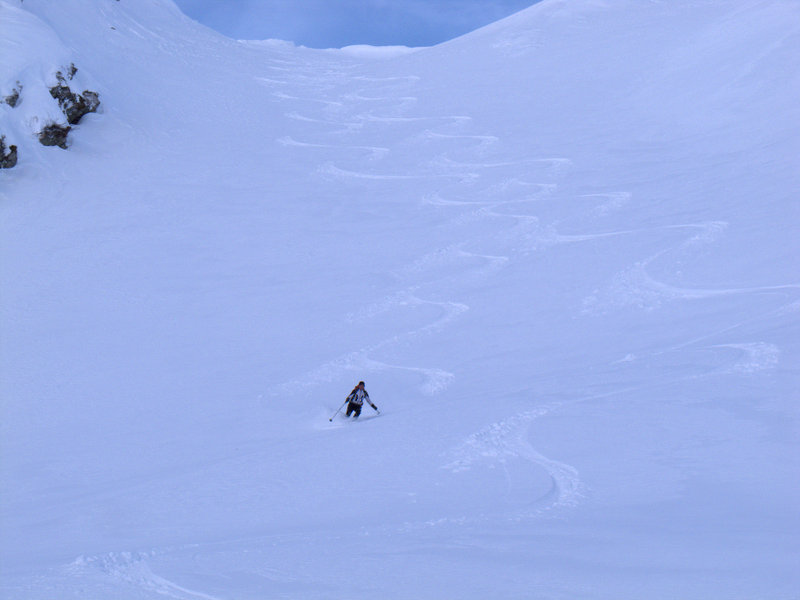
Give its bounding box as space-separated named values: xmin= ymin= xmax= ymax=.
xmin=0 ymin=63 xmax=100 ymax=166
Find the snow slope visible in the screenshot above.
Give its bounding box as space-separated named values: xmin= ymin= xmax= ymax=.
xmin=1 ymin=0 xmax=799 ymax=598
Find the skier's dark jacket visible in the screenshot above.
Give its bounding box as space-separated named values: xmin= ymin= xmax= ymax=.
xmin=346 ymin=387 xmax=370 ymax=406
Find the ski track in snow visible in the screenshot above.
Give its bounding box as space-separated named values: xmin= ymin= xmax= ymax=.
xmin=272 ymin=60 xmax=773 ymax=377
xmin=443 ymin=407 xmax=584 ymax=515
xmin=262 ymin=65 xmax=592 ymax=523
xmin=580 ymin=191 xmax=632 ymax=215
xmin=418 ymin=129 xmax=500 ymax=150
xmin=270 ymin=291 xmax=468 ymax=397
xmin=317 ymin=162 xmax=419 ymax=180
xmin=713 ymin=342 xmax=781 ymax=374
xmin=267 ymin=66 xmax=491 ymax=398
xmin=67 ymin=552 xmax=222 ymax=600
xmin=582 ymin=259 xmax=800 ymax=313
xmin=263 ymin=50 xmax=793 ymax=528
xmin=277 ymin=135 xmax=389 ymax=160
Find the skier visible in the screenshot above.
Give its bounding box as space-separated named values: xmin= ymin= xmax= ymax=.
xmin=345 ymin=381 xmax=378 ymax=418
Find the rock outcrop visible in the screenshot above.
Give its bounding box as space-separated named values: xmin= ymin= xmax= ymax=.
xmin=49 ymin=65 xmax=100 ymax=125
xmin=37 ymin=124 xmax=71 ymax=149
xmin=0 ymin=136 xmax=18 ymax=169
xmin=3 ymin=84 xmax=22 ymax=108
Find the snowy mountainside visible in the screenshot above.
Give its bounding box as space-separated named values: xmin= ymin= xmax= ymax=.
xmin=1 ymin=0 xmax=799 ymax=598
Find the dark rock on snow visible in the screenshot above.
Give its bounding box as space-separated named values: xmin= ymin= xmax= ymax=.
xmin=2 ymin=63 xmax=100 ymax=156
xmin=36 ymin=63 xmax=101 ymax=149
xmin=56 ymin=63 xmax=79 ymax=84
xmin=3 ymin=84 xmax=21 ymax=108
xmin=49 ymin=85 xmax=100 ymax=125
xmin=38 ymin=124 xmax=71 ymax=149
xmin=1 ymin=136 xmax=18 ymax=169
xmin=50 ymin=64 xmax=100 ymax=126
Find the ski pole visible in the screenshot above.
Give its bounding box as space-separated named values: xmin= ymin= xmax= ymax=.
xmin=329 ymin=399 xmax=348 ymax=422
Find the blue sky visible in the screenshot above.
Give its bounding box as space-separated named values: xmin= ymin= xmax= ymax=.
xmin=172 ymin=0 xmax=537 ymax=48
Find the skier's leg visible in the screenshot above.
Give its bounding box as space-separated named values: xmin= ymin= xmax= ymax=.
xmin=353 ymin=404 xmax=362 ymax=418
xmin=346 ymin=402 xmax=354 ymax=417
